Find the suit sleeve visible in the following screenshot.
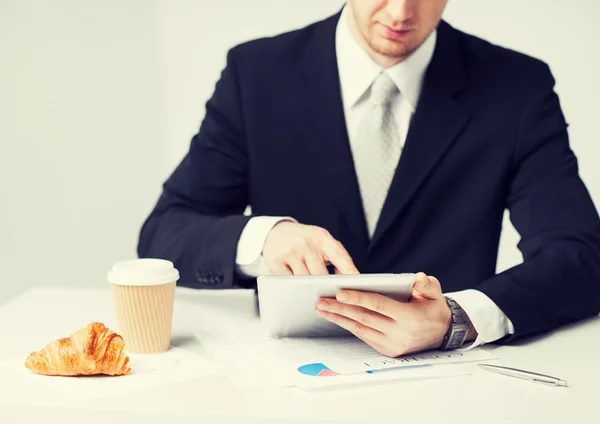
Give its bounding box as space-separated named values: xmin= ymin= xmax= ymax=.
xmin=137 ymin=48 xmax=254 ymax=289
xmin=477 ymin=64 xmax=600 ymax=340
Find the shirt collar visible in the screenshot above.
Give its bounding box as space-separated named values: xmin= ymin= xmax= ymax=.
xmin=335 ymin=6 xmax=437 ymax=112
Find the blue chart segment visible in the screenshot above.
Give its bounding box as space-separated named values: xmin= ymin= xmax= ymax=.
xmin=297 ymin=363 xmax=340 ymax=377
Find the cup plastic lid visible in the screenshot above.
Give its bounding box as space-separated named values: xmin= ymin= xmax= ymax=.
xmin=108 ymin=259 xmax=180 ymax=286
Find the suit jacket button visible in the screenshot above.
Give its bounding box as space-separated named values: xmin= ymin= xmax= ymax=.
xmin=195 ymin=270 xmax=207 ymax=283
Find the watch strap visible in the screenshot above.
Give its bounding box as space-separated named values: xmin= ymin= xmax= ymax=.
xmin=440 ymin=296 xmax=470 ymax=350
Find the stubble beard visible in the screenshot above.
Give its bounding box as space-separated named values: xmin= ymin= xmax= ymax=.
xmin=364 ymin=25 xmax=414 ymax=62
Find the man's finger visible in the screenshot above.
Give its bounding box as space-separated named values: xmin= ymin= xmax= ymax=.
xmin=304 ymin=252 xmax=329 ymax=275
xmin=335 ymin=290 xmax=398 ymax=319
xmin=315 ymin=309 xmax=387 ymax=345
xmin=315 ymin=299 xmax=394 ymax=333
xmin=268 ymin=261 xmax=293 ymax=276
xmin=286 ymin=257 xmax=310 ymax=276
xmin=321 ymin=239 xmax=359 ymax=275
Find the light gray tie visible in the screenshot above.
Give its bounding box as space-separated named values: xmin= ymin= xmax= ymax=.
xmin=352 ymin=73 xmax=402 ymax=238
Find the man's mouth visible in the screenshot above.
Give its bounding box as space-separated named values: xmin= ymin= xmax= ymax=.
xmin=379 ymin=23 xmax=414 ymax=40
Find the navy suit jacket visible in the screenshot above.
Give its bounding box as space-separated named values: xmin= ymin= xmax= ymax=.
xmin=138 ymin=13 xmax=600 ymax=341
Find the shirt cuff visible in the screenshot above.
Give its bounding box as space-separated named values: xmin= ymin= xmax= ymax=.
xmin=235 ymin=216 xmax=297 ymax=278
xmin=445 ymin=289 xmax=515 ymax=350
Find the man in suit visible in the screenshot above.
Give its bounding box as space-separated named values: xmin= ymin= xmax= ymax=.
xmin=138 ymin=0 xmax=600 ymax=356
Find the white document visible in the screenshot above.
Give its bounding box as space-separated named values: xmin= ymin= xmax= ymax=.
xmin=257 ymin=273 xmax=416 ymax=338
xmin=0 ymin=346 xmax=219 ymax=400
xmin=288 ymin=337 xmax=497 ymax=375
xmin=197 ymin=328 xmax=495 ymax=390
xmin=294 ymin=364 xmax=469 ymax=390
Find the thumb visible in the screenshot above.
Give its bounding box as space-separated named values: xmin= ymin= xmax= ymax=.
xmin=413 ymin=272 xmax=442 ymax=299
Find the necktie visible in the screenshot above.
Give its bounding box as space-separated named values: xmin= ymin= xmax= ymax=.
xmin=351 ymin=72 xmax=402 ymax=238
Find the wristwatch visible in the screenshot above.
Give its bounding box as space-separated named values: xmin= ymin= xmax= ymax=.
xmin=440 ymin=297 xmax=470 ymax=350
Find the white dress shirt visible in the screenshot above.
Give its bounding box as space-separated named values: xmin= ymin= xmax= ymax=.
xmin=235 ymin=7 xmax=515 ymax=348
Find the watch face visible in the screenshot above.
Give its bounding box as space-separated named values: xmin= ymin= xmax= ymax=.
xmin=447 ymin=329 xmax=468 ymax=348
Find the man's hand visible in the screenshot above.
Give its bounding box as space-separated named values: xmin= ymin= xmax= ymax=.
xmin=315 ymin=273 xmax=467 ymax=357
xmin=262 ymin=221 xmax=359 ymax=276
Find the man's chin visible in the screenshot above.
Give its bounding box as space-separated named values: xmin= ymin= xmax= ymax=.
xmin=370 ymin=39 xmax=412 ymax=60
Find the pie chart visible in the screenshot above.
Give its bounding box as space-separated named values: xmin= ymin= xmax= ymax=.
xmin=297 ymin=363 xmax=340 ymax=377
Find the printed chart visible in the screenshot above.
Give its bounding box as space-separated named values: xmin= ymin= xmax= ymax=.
xmin=297 ymin=363 xmax=340 ymax=377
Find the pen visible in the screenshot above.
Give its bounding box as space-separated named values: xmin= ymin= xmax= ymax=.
xmin=479 ymin=364 xmax=568 ymax=387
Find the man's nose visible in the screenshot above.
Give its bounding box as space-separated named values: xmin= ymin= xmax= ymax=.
xmin=385 ymin=0 xmax=416 ymax=22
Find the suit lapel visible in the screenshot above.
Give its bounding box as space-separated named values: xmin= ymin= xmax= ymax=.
xmin=298 ymin=12 xmax=370 ymax=251
xmin=369 ymin=21 xmax=471 ymax=250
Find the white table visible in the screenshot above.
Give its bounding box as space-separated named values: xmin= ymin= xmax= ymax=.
xmin=0 ymin=287 xmax=599 ymax=424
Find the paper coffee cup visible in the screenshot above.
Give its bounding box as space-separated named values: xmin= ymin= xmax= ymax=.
xmin=108 ymin=259 xmax=179 ymax=354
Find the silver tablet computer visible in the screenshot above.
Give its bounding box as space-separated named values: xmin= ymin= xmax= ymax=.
xmin=256 ymin=273 xmax=416 ymax=338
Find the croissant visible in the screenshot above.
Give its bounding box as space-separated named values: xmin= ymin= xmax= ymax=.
xmin=25 ymin=322 xmax=131 ymax=376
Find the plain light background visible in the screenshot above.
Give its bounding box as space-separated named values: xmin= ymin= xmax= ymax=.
xmin=1 ymin=0 xmax=599 ymax=305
